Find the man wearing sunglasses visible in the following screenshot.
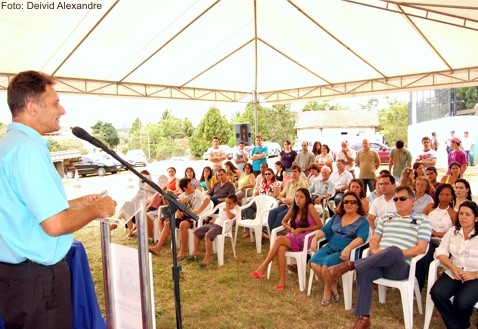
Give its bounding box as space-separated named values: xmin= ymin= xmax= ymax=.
xmin=328 ymin=185 xmax=431 ymax=329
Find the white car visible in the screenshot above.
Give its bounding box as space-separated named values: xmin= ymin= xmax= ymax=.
xmin=125 ymin=149 xmax=147 ymax=166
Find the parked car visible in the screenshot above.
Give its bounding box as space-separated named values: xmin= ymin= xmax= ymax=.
xmin=350 ymin=142 xmax=391 ymax=163
xmin=264 ymin=142 xmax=281 ymax=157
xmin=70 ymin=155 xmax=121 ymax=177
xmin=125 ymin=149 xmax=147 ymax=166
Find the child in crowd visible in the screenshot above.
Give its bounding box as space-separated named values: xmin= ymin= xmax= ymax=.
xmin=190 ymin=194 xmax=240 ymax=268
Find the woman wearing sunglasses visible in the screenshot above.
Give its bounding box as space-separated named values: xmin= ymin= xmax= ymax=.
xmin=309 ymin=191 xmax=369 ymax=306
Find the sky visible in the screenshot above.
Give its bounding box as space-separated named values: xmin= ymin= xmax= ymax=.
xmin=0 ymin=91 xmax=409 ymax=131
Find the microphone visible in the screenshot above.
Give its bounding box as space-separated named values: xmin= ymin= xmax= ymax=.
xmin=71 ymin=126 xmax=107 ymax=151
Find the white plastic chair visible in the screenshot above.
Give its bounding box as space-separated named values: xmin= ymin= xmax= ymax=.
xmin=423 ymin=259 xmax=478 ymax=329
xmin=152 ymin=205 xmax=168 ymax=243
xmin=175 ymin=202 xmax=214 ymax=255
xmin=266 ymin=225 xmax=319 ymax=291
xmin=362 ymin=246 xmax=428 ymax=329
xmin=193 ymin=202 xmax=238 ymax=266
xmin=234 ymin=195 xmax=278 ymax=253
xmin=307 ymin=227 xmax=371 ymax=310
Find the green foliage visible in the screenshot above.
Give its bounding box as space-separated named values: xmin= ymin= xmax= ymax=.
xmin=189 ymin=107 xmax=232 ymax=157
xmin=302 ymin=101 xmax=349 ymax=111
xmin=128 ymin=118 xmax=143 ymax=150
xmin=91 ymin=121 xmax=120 ymax=149
xmin=47 ymin=137 xmax=85 ymax=152
xmin=456 ymin=87 xmax=478 ymax=110
xmin=377 ymin=101 xmax=408 ymax=145
xmin=232 ymin=102 xmax=297 ymax=144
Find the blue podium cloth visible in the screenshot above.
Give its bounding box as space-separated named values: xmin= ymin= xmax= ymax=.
xmin=67 ymin=240 xmax=106 ymax=329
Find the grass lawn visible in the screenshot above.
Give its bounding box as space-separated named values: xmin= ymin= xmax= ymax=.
xmin=74 ymin=223 xmax=464 ymax=329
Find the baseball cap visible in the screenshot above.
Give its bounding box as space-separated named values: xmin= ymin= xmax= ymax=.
xmin=451 ymin=136 xmax=461 ymax=144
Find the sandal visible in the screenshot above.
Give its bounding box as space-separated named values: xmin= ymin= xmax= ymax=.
xmin=177 ymin=255 xmax=186 ymax=261
xmin=249 ymin=271 xmax=266 ymax=279
xmin=199 ymin=263 xmax=208 ymax=269
xmin=287 ymin=264 xmax=298 ymax=274
xmin=275 ymin=284 xmax=285 ymax=291
xmin=333 ymin=293 xmax=340 ymax=303
xmin=187 ymin=255 xmax=199 ymax=262
xmin=321 ymin=299 xmax=332 ymax=306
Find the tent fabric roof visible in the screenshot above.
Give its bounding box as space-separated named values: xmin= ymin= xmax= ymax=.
xmin=1 ymin=0 xmax=478 ymax=103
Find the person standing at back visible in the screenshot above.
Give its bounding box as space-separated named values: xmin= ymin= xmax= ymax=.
xmin=448 ymin=136 xmax=468 ymax=175
xmin=207 ymin=136 xmax=227 ymax=168
xmin=355 ymin=139 xmax=380 ymax=195
xmin=293 ymin=141 xmax=315 ymax=177
xmin=280 ymin=140 xmax=297 ymax=172
xmin=233 ymin=141 xmax=249 ymax=173
xmin=0 ymin=70 xmax=116 ymax=328
xmin=250 ymin=135 xmax=268 ymax=176
xmin=388 ymin=140 xmax=412 ymax=182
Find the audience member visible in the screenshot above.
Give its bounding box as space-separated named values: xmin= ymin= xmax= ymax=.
xmin=413 ymin=176 xmax=434 ymax=214
xmin=190 ymin=194 xmax=240 ymax=268
xmin=336 ymin=140 xmax=356 ymax=178
xmin=417 ymin=183 xmax=457 ymax=291
xmin=355 ymin=139 xmax=380 ymax=195
xmin=167 ymin=167 xmax=180 ymax=195
xmin=199 ymin=166 xmax=213 ymax=191
xmin=415 ymin=136 xmax=437 ymax=167
xmin=398 ymin=167 xmax=414 ymax=188
xmin=207 ymin=169 xmax=236 ymax=206
xmin=367 ymin=174 xmax=396 ymax=231
xmin=149 ymin=178 xmax=211 ymax=258
xmin=311 ymin=141 xmax=322 ymax=157
xmin=307 ymin=163 xmax=321 ymax=186
xmin=316 ymin=144 xmax=334 ymax=171
xmin=440 ymin=161 xmax=462 ymax=186
xmin=446 ymin=130 xmax=456 ymax=154
xmin=413 ymin=161 xmax=425 ymax=180
xmin=250 ymin=188 xmax=322 ymax=291
xmin=328 ymin=186 xmax=431 ymax=329
xmin=235 ymin=163 xmax=256 ymax=202
xmin=310 ymin=191 xmax=369 ymax=306
xmin=430 ymin=201 xmax=478 ymax=329
xmin=310 ymin=166 xmax=335 ymax=207
xmin=431 ymin=132 xmax=439 ymax=151
xmin=455 ymin=178 xmax=472 ymax=211
xmin=425 ymin=166 xmax=441 ymax=197
xmin=280 ymin=140 xmax=297 ymax=172
xmin=348 ymin=179 xmax=370 ymax=214
xmin=224 ymin=160 xmax=241 ymax=184
xmin=448 ymin=136 xmax=468 ymax=175
xmin=233 ymin=141 xmax=249 ymax=173
xmin=266 ymin=165 xmax=309 ymax=236
xmin=330 ymin=159 xmax=353 ymax=206
xmin=184 ymin=167 xmax=202 ymax=191
xmin=252 ymin=162 xmax=268 ymax=195
xmin=208 ymin=136 xmax=227 ymax=167
xmin=250 ymin=135 xmax=269 ymax=176
xmin=294 ymin=141 xmax=316 ymax=176
xmin=274 ymin=160 xmax=286 ymax=182
xmin=388 ymin=140 xmax=412 ymax=181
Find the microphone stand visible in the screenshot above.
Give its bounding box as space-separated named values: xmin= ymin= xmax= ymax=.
xmin=73 ymin=128 xmax=191 ymax=329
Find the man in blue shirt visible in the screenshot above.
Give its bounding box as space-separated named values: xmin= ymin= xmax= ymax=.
xmin=250 ymin=135 xmax=269 ymax=176
xmin=0 ymin=71 xmax=116 ymax=328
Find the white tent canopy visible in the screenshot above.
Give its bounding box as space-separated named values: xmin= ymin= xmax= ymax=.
xmin=1 ymin=0 xmax=478 ymax=104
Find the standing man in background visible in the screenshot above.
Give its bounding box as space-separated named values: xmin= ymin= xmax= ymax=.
xmin=0 ymin=70 xmax=116 ymax=328
xmin=462 ymin=131 xmax=475 ymax=167
xmin=208 ymin=136 xmax=227 ymax=168
xmin=294 ymin=141 xmax=315 ymax=177
xmin=355 ymin=139 xmax=380 ymax=195
xmin=250 ymin=135 xmax=268 ymax=176
xmin=388 ymin=140 xmax=412 ymax=182
xmin=233 ymin=141 xmax=249 ymax=173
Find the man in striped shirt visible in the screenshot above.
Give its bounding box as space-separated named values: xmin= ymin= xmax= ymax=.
xmin=328 ymin=185 xmax=431 ymax=329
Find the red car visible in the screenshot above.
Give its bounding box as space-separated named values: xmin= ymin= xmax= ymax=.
xmin=350 ymin=142 xmax=391 ymax=163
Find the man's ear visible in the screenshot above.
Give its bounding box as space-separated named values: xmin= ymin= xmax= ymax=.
xmin=24 ymin=100 xmax=37 ymax=117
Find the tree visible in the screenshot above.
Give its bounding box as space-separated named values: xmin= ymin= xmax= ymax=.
xmin=47 ymin=137 xmax=85 ymax=152
xmin=232 ymin=102 xmax=297 ymax=143
xmin=377 ymin=101 xmax=408 ymax=145
xmin=456 ymin=87 xmax=478 ymax=110
xmin=189 ymin=107 xmax=232 ymax=157
xmin=91 ymin=121 xmax=120 ymax=149
xmin=128 ymin=118 xmax=143 ymax=150
xmin=302 ymin=101 xmax=348 ymax=111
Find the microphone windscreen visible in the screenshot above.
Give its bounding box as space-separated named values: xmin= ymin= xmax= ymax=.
xmin=71 ymin=126 xmax=90 ymax=140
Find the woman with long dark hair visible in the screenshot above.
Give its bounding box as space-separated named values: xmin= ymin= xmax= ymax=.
xmin=199 ymin=166 xmax=213 ymax=191
xmin=312 ymin=141 xmax=322 ymax=157
xmin=431 ymin=201 xmax=478 ymax=329
xmin=440 ymin=161 xmax=461 ymax=186
xmin=309 ymin=191 xmax=369 ymax=305
xmin=455 ymin=178 xmax=472 ymax=210
xmin=249 ymin=188 xmax=322 ymax=290
xmin=347 ymin=179 xmax=369 ymax=214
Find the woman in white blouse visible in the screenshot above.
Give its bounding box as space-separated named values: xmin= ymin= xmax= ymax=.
xmin=430 ymin=200 xmax=478 ymax=329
